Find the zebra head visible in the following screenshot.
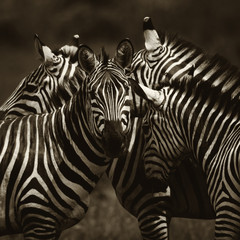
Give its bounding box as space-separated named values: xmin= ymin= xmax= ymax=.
xmin=130 ymin=76 xmax=191 ymax=187
xmin=78 ymin=40 xmax=134 ymax=158
xmin=34 ymin=34 xmax=85 ymax=107
xmin=0 ymin=35 xmax=85 ymax=119
xmin=130 ymin=16 xmax=197 ymax=89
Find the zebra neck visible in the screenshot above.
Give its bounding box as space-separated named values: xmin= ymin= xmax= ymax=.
xmin=106 ymin=117 xmax=145 ymax=187
xmin=0 ymin=65 xmax=44 ymax=113
xmin=170 ymin=87 xmax=239 ymax=171
xmin=51 ymin=93 xmax=108 ymax=181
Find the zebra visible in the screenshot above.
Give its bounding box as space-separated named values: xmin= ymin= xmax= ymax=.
xmin=78 ymin=40 xmax=135 ymax=157
xmin=0 ymin=34 xmax=85 ymax=120
xmin=131 ymin=67 xmax=240 ymax=239
xmin=0 ymin=35 xmax=172 ymax=239
xmin=106 ymin=16 xmax=217 ymax=239
xmin=0 ymin=39 xmax=135 ymax=239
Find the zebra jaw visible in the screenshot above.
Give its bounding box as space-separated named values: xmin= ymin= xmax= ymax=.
xmin=143 ymin=17 xmax=161 ymax=52
xmin=137 ymin=83 xmax=165 ymax=107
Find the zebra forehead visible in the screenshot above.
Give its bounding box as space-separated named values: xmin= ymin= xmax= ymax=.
xmin=90 ymin=67 xmax=128 ymax=85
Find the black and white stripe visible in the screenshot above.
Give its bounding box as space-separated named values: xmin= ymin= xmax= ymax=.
xmin=77 ymin=39 xmax=134 ymax=158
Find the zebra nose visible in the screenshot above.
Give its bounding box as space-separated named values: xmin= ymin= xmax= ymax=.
xmin=102 ymin=121 xmax=125 ymax=158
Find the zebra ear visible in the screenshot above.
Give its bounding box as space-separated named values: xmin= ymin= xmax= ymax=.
xmin=143 ymin=17 xmax=162 ymax=52
xmin=78 ymin=45 xmax=98 ymax=74
xmin=59 ymin=34 xmax=80 ymax=62
xmin=115 ymin=39 xmax=134 ymax=69
xmin=34 ymin=34 xmax=55 ymax=64
xmin=34 ymin=34 xmax=46 ymax=59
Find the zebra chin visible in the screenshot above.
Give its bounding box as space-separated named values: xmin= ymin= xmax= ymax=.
xmin=102 ymin=139 xmax=126 ymax=158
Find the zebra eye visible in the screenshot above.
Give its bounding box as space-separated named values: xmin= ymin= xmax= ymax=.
xmin=52 ymin=55 xmax=61 ymax=63
xmin=159 ymin=46 xmax=164 ymax=53
xmin=142 ymin=122 xmax=150 ymax=135
xmin=88 ymin=90 xmax=97 ymax=98
xmin=123 ymin=82 xmax=130 ymax=91
xmin=124 ymin=67 xmax=132 ymax=75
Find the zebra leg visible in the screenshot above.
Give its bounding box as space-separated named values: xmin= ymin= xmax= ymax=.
xmin=209 ymin=148 xmax=240 ymax=239
xmin=138 ymin=213 xmax=169 ymax=240
xmin=22 ymin=224 xmax=61 ymax=240
xmin=214 ymin=201 xmax=240 ymax=240
xmin=215 ymin=215 xmax=240 ymax=240
xmin=20 ymin=210 xmax=61 ymax=240
xmin=212 ymin=179 xmax=240 ymax=239
xmin=23 ymin=229 xmax=60 ymax=240
xmin=137 ymin=199 xmax=169 ymax=240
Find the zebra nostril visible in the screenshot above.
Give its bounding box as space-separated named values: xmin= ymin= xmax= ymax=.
xmin=142 ymin=124 xmax=149 ymax=135
xmin=101 ymin=120 xmax=126 ymax=158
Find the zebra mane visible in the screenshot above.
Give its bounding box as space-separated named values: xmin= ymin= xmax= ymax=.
xmin=158 ymin=30 xmax=204 ymax=58
xmin=164 ymin=67 xmax=240 ymax=118
xmin=159 ymin=30 xmax=240 ymax=85
xmin=169 ymin=56 xmax=240 ymax=93
xmin=158 ymin=30 xmax=240 ymax=109
xmin=100 ymin=47 xmax=109 ymax=65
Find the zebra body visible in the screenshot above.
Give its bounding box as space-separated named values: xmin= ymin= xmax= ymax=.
xmin=130 ymin=17 xmax=218 ymax=220
xmin=134 ymin=71 xmax=240 ymax=239
xmin=0 ymin=35 xmax=171 ymax=240
xmin=0 ymin=38 xmax=135 ymax=239
xmin=0 ymin=84 xmax=106 ymax=239
xmin=106 ymin=16 xmax=216 ymax=239
xmin=0 ymin=22 xmax=216 ymax=240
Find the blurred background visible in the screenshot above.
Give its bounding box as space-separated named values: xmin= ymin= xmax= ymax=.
xmin=0 ymin=0 xmax=239 ymax=239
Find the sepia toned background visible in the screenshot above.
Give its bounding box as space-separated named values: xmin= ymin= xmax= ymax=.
xmin=0 ymin=0 xmax=239 ymax=239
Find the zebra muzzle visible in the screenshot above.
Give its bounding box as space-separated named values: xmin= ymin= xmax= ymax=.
xmin=102 ymin=120 xmax=126 ymax=158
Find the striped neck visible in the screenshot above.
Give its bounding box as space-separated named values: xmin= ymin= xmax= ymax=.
xmin=0 ymin=55 xmax=84 ymax=120
xmin=0 ymin=64 xmax=46 ymax=113
xmin=55 ymin=87 xmax=108 ymax=163
xmin=162 ymin=75 xmax=240 ymax=170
